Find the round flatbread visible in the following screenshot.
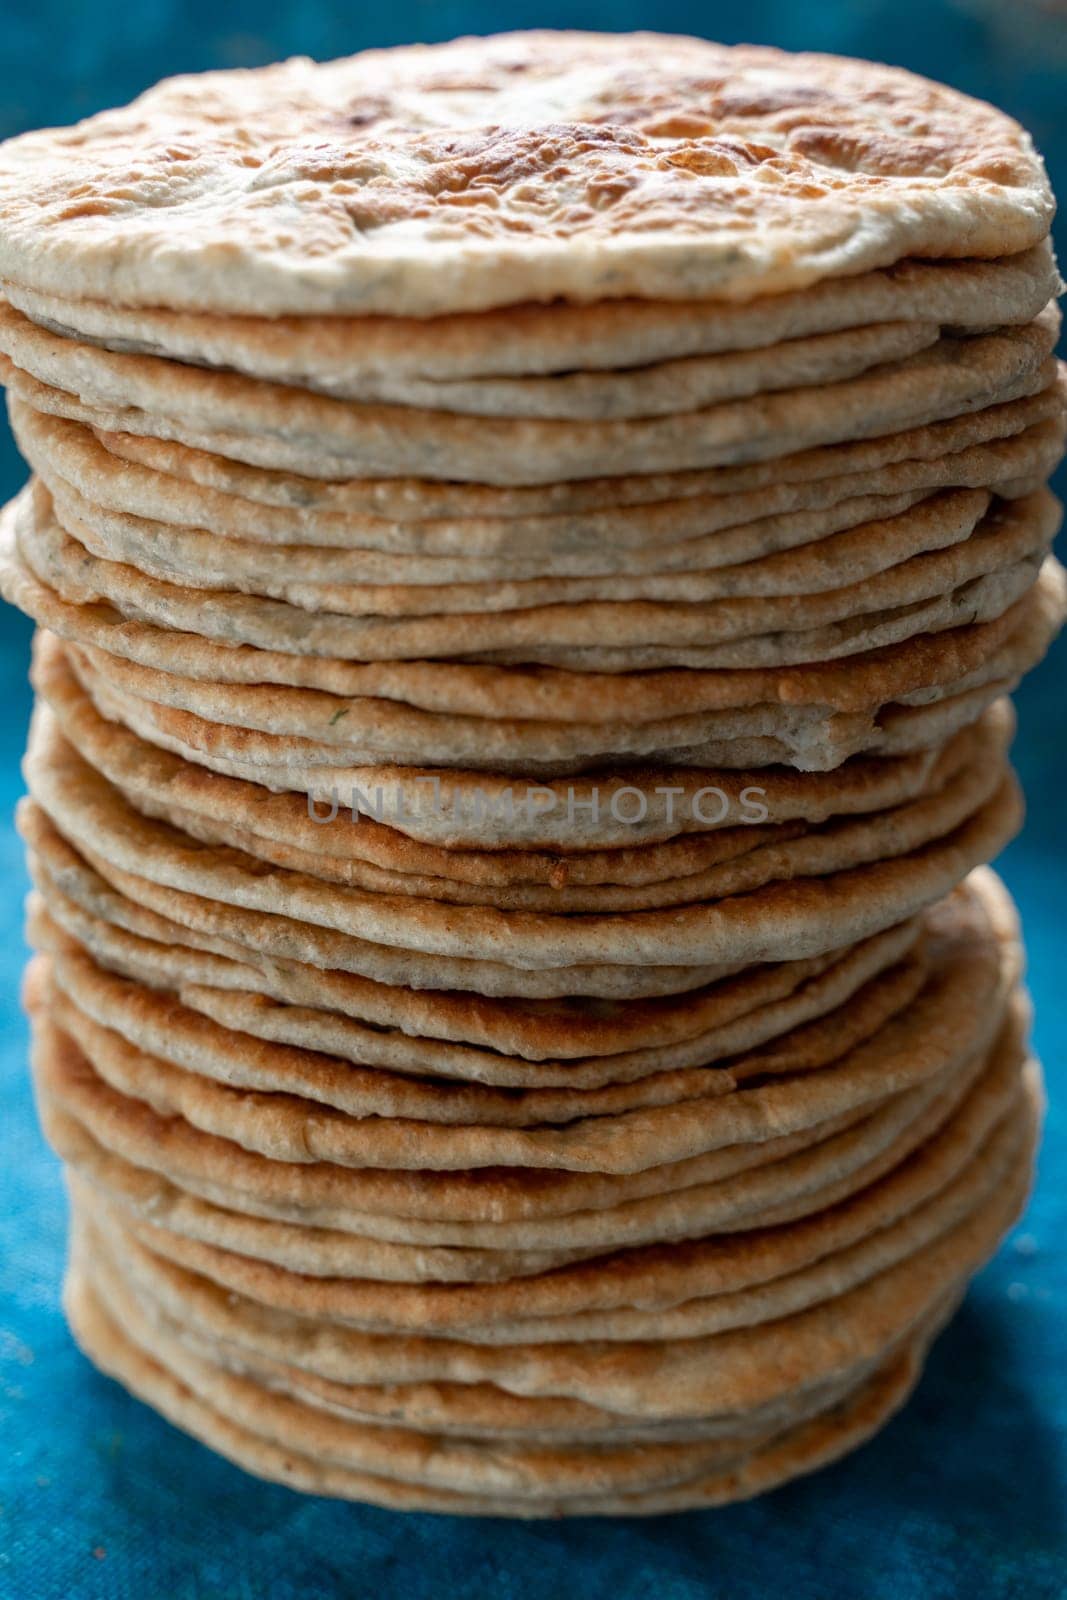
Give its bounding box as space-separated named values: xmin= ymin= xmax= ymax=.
xmin=0 ymin=34 xmax=1052 ymax=318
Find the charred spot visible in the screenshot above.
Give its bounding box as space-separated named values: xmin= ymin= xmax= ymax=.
xmin=584 ymin=171 xmax=640 ymax=207
xmin=788 ymin=125 xmax=958 ymax=177
xmin=416 ymin=123 xmax=648 ymax=196
xmin=710 ymin=81 xmax=830 ymax=118
xmin=639 ymin=113 xmax=718 ymax=140
xmin=53 ymin=198 xmax=117 ymax=220
xmin=962 ymin=149 xmax=1027 ymax=185
xmin=707 ymin=134 xmax=779 ymax=166
xmin=338 ymin=96 xmax=392 ymax=130
xmin=663 ymin=146 xmax=738 ymax=178
xmin=661 ymin=134 xmax=776 ymax=178
xmin=250 ymin=140 xmax=396 ymax=187
xmin=341 ymin=191 xmax=415 ymax=231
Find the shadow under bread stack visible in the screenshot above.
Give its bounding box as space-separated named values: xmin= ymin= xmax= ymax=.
xmin=0 ymin=32 xmax=1063 ymax=1515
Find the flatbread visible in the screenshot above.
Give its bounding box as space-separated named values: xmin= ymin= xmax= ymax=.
xmin=72 ymin=1035 xmax=1029 ymax=1342
xmin=0 ymin=34 xmax=1052 ymax=317
xmin=0 ymin=303 xmax=1058 ymax=483
xmin=6 ymin=484 xmax=1058 ymax=746
xmin=27 ymin=395 xmax=1061 ymax=595
xmin=9 ymin=517 xmax=1057 ymax=776
xmin=26 ymin=884 xmax=927 ymax=1085
xmin=13 ymin=397 xmax=1059 ymax=589
xmin=62 ymin=1269 xmax=934 ymax=1514
xmin=32 ymin=1012 xmax=1006 ymax=1271
xmin=23 ymin=479 xmax=1058 ymax=670
xmin=24 ymin=889 xmax=1021 ymax=1231
xmin=56 ymin=634 xmax=1049 ymax=815
xmin=20 ymin=313 xmax=950 ymax=422
xmin=82 ymin=375 xmax=1067 ymax=522
xmin=39 ymin=948 xmax=940 ymax=1175
xmin=38 ymin=958 xmax=1026 ymax=1337
xmin=79 ymin=1219 xmax=895 ymax=1442
xmin=33 ymin=631 xmax=1027 ymax=857
xmin=5 ymin=241 xmax=1057 ymax=385
xmin=32 ymin=637 xmax=1015 ymax=892
xmin=51 ymin=1086 xmax=1029 ymax=1410
xmin=43 ymin=934 xmax=926 ymax=1126
xmin=20 ymin=711 xmax=1024 ymax=986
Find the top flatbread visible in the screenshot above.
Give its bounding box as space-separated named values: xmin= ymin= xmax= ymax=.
xmin=0 ymin=32 xmax=1053 ymax=317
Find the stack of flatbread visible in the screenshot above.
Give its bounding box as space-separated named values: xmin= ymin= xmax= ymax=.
xmin=0 ymin=32 xmax=1062 ymax=1515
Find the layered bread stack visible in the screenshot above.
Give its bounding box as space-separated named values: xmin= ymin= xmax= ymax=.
xmin=0 ymin=32 xmax=1063 ymax=1515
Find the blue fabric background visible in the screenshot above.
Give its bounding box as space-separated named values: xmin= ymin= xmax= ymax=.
xmin=0 ymin=3 xmax=1064 ymax=1595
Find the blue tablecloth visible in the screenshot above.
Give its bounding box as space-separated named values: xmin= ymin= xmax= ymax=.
xmin=0 ymin=4 xmax=1065 ymax=1595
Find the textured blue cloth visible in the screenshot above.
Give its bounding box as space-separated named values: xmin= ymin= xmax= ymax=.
xmin=0 ymin=4 xmax=1065 ymax=1596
